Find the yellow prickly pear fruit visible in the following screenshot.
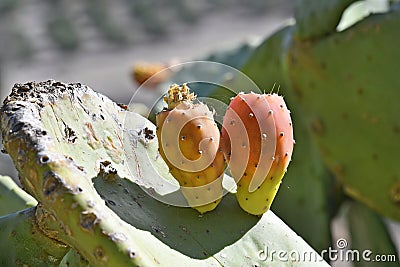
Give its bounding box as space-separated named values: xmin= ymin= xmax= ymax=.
xmin=156 ymin=84 xmax=225 ymax=214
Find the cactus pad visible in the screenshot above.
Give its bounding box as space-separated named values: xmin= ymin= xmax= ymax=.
xmin=0 ymin=175 xmax=37 ymax=216
xmin=0 ymin=80 xmax=328 ymax=266
xmin=287 ymin=9 xmax=400 ymax=220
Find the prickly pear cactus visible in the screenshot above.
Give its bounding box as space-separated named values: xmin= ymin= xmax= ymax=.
xmin=228 ymin=5 xmax=400 ymax=260
xmin=287 ymin=3 xmax=400 ymax=221
xmin=130 ymin=0 xmax=400 ymax=257
xmin=0 ymin=80 xmax=328 ymax=266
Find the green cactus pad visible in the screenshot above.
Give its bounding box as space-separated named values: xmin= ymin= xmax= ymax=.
xmin=59 ymin=249 xmax=91 ymax=267
xmin=0 ymin=206 xmax=69 ymax=266
xmin=294 ymin=0 xmax=358 ymax=39
xmin=0 ymin=175 xmax=74 ymax=266
xmin=343 ymin=201 xmax=399 ymax=267
xmin=0 ymin=175 xmax=37 ymax=216
xmin=1 ymin=80 xmax=328 ymax=266
xmin=287 ymin=8 xmax=400 ymax=220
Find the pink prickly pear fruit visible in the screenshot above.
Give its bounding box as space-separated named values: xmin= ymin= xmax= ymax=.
xmin=221 ymin=92 xmax=294 ymax=215
xmin=156 ymin=84 xmax=225 ymax=214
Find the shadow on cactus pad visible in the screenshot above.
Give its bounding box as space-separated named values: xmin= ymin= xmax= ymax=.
xmin=93 ymin=174 xmax=258 ymax=259
xmin=0 ymin=80 xmax=328 ymax=266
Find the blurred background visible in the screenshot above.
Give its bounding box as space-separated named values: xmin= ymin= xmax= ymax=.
xmin=0 ymin=1 xmax=399 ymax=266
xmin=0 ymin=0 xmax=293 ymax=102
xmin=0 ymin=0 xmax=294 ymax=178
